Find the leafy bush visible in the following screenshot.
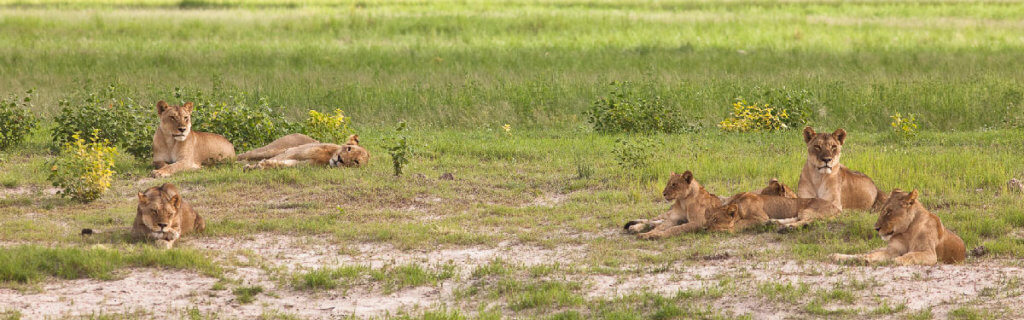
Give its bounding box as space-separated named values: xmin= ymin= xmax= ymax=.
xmin=47 ymin=130 xmax=118 ymax=203
xmin=740 ymin=86 xmax=818 ymax=128
xmin=890 ymin=112 xmax=919 ymax=139
xmin=718 ymin=100 xmax=789 ymax=132
xmin=177 ymin=89 xmax=299 ymax=152
xmin=51 ymin=85 xmax=152 ymax=158
xmin=0 ymin=90 xmax=38 ymax=151
xmin=303 ymin=108 xmax=353 ymax=144
xmin=585 ymin=82 xmax=682 ymax=134
xmin=613 ymin=137 xmax=655 ymax=170
xmin=386 ymin=121 xmax=413 ymax=176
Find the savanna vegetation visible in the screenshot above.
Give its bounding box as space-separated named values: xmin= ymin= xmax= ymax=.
xmin=1 ymin=0 xmax=1023 ymax=319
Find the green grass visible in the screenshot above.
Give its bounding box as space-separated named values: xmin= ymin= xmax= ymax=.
xmin=0 ymin=245 xmax=220 ymax=284
xmin=232 ymin=285 xmax=264 ymax=304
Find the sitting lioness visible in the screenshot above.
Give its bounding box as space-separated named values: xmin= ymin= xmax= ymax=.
xmin=132 ymin=183 xmax=205 ymax=249
xmin=623 ymin=171 xmax=722 ymax=240
xmin=239 ymin=133 xmax=369 ymax=170
xmin=706 ymin=187 xmax=840 ymax=233
xmin=798 ymin=127 xmax=885 ymax=211
xmin=151 ymin=101 xmax=235 ymax=177
xmin=831 ymin=189 xmax=965 ymax=265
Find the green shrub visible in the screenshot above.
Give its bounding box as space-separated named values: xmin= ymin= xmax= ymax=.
xmin=740 ymin=86 xmax=818 ymax=128
xmin=718 ymin=100 xmax=789 ymax=132
xmin=51 ymin=85 xmax=152 ymax=158
xmin=186 ymin=96 xmax=299 ymax=152
xmin=0 ymin=90 xmax=39 ymax=151
xmin=47 ymin=130 xmax=118 ymax=203
xmin=890 ymin=112 xmax=919 ymax=139
xmin=386 ymin=121 xmax=414 ymax=176
xmin=585 ymin=82 xmax=682 ymax=134
xmin=613 ymin=137 xmax=655 ymax=170
xmin=302 ymin=108 xmax=353 ymax=144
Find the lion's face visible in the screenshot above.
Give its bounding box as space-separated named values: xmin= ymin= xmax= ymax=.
xmin=662 ymin=171 xmax=696 ymax=201
xmin=706 ymin=204 xmax=739 ymax=232
xmin=874 ymin=189 xmax=919 ymax=241
xmin=157 ymin=101 xmax=194 ymax=142
xmin=137 ymin=184 xmax=182 ymax=233
xmin=803 ymin=127 xmax=846 ymax=174
xmin=758 ymin=179 xmax=797 ymax=198
xmin=328 ymin=134 xmax=370 ymax=168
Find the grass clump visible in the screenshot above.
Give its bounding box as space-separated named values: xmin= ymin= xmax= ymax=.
xmin=232 ymin=285 xmax=264 ymax=304
xmin=0 ymin=89 xmax=38 ymax=151
xmin=292 ymin=263 xmax=453 ymax=293
xmin=46 ymin=130 xmax=118 ymax=203
xmin=612 ymin=136 xmax=655 ymax=171
xmin=0 ymin=245 xmax=220 ymax=284
xmin=585 ymin=81 xmax=683 ymax=134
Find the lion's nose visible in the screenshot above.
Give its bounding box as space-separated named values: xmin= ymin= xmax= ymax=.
xmin=821 ymin=157 xmax=832 ymax=163
xmin=874 ymin=227 xmax=881 ymax=231
xmin=158 ymin=223 xmax=168 ymax=228
xmin=177 ymin=127 xmax=187 ymax=133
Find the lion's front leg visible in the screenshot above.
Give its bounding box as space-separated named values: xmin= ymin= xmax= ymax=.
xmin=245 ymin=159 xmax=302 ymax=170
xmin=894 ymin=251 xmax=938 ymax=266
xmin=638 ymin=221 xmax=703 ymax=240
xmin=623 ymin=219 xmax=662 ymax=234
xmin=151 ymin=161 xmax=200 ymax=178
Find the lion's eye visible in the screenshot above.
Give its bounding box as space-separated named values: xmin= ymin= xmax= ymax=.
xmin=814 ymin=146 xmax=820 ymax=150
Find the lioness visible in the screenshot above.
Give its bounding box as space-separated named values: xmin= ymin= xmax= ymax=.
xmin=798 ymin=127 xmax=885 ymax=211
xmin=831 ymin=189 xmax=965 ymax=265
xmin=132 ymin=183 xmax=205 ymax=249
xmin=623 ymin=171 xmax=722 ymax=239
xmin=706 ymin=190 xmax=840 ymax=233
xmin=151 ymin=101 xmax=235 ymax=177
xmin=239 ymin=134 xmax=369 ymax=170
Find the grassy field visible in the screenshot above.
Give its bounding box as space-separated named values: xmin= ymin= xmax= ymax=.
xmin=2 ymin=0 xmax=1024 ymax=319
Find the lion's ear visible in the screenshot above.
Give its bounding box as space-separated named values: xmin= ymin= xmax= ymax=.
xmin=681 ymin=170 xmax=693 ymax=184
xmin=137 ymin=192 xmax=148 ymax=205
xmin=833 ymin=128 xmax=847 ymax=145
xmin=905 ymin=189 xmax=919 ymax=206
xmin=725 ymin=204 xmax=739 ymax=218
xmin=157 ymin=101 xmax=169 ymax=114
xmin=346 ymin=134 xmax=360 ymax=145
xmin=803 ymin=126 xmax=815 ymax=144
xmin=182 ymin=102 xmax=194 ymax=114
xmin=169 ymin=194 xmax=181 ymax=209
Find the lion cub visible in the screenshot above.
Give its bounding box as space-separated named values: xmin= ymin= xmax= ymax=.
xmin=239 ymin=133 xmax=369 ymax=170
xmin=623 ymin=171 xmax=722 ymax=240
xmin=151 ymin=101 xmax=235 ymax=177
xmin=831 ymin=189 xmax=965 ymax=265
xmin=706 ymin=180 xmax=839 ymax=232
xmin=132 ymin=183 xmax=205 ymax=249
xmin=798 ymin=127 xmax=885 ymax=211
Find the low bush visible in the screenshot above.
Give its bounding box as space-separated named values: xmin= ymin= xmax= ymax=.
xmin=742 ymin=86 xmax=818 ymax=128
xmin=386 ymin=121 xmax=413 ymax=176
xmin=890 ymin=112 xmax=919 ymax=139
xmin=51 ymin=85 xmax=152 ymax=158
xmin=613 ymin=137 xmax=655 ymax=170
xmin=718 ymin=100 xmax=789 ymax=132
xmin=187 ymin=97 xmax=300 ymax=153
xmin=0 ymin=90 xmax=39 ymax=151
xmin=585 ymin=82 xmax=683 ymax=134
xmin=47 ymin=130 xmax=118 ymax=203
xmin=303 ymin=108 xmax=353 ymax=144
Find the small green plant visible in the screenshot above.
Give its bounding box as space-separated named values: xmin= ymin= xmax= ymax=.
xmin=232 ymin=285 xmax=264 ymax=304
xmin=51 ymin=84 xmax=152 ymax=158
xmin=890 ymin=112 xmax=919 ymax=139
xmin=386 ymin=121 xmax=413 ymax=176
xmin=585 ymin=81 xmax=682 ymax=134
xmin=47 ymin=130 xmax=118 ymax=203
xmin=573 ymin=154 xmax=593 ymax=179
xmin=613 ymin=137 xmax=655 ymax=170
xmin=303 ymin=108 xmax=353 ymax=144
xmin=0 ymin=89 xmax=38 ymax=151
xmin=718 ymin=100 xmax=789 ymax=132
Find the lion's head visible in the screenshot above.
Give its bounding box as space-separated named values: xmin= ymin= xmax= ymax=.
xmin=803 ymin=126 xmax=846 ymax=174
xmin=874 ymin=189 xmax=920 ymax=241
xmin=157 ymin=101 xmax=194 ymax=142
xmin=662 ymin=171 xmax=699 ymax=201
xmin=328 ymin=134 xmax=370 ymax=168
xmin=706 ymin=204 xmax=740 ymax=232
xmin=137 ymin=183 xmax=183 ymax=233
xmin=758 ymin=178 xmax=797 ymax=198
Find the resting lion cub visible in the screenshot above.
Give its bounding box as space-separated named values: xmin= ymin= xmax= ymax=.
xmin=831 ymin=189 xmax=965 ymax=265
xmin=706 ymin=190 xmax=840 ymax=233
xmin=132 ymin=183 xmax=205 ymax=249
xmin=151 ymin=101 xmax=235 ymax=177
xmin=798 ymin=127 xmax=885 ymax=211
xmin=239 ymin=133 xmax=369 ymax=169
xmin=623 ymin=171 xmax=722 ymax=240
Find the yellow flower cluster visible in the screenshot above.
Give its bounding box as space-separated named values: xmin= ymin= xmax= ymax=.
xmin=718 ymin=100 xmax=789 ymax=132
xmin=305 ymin=108 xmax=352 ymax=144
xmin=48 ymin=129 xmax=118 ymax=203
xmin=890 ymin=112 xmax=918 ymax=137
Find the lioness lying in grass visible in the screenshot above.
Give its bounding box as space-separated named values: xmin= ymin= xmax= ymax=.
xmin=132 ymin=183 xmax=205 ymax=249
xmin=706 ymin=181 xmax=840 ymax=233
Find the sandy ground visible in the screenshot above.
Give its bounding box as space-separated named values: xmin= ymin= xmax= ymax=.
xmin=1 ymin=234 xmax=1022 ymax=319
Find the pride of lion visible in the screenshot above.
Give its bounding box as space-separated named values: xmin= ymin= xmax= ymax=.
xmin=138 ymin=100 xmax=965 ymax=265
